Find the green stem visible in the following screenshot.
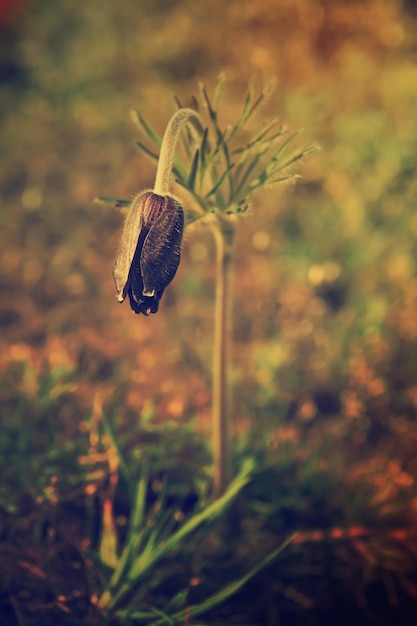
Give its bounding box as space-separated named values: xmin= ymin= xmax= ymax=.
xmin=153 ymin=108 xmax=201 ymax=196
xmin=212 ymin=216 xmax=236 ymax=497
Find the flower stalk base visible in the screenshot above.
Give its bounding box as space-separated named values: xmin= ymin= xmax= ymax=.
xmin=212 ymin=217 xmax=236 ymax=497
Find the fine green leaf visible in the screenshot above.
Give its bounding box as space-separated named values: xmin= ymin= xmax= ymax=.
xmin=227 ymin=80 xmax=255 ymax=141
xmin=267 ymin=131 xmax=301 ymax=170
xmin=266 ymin=174 xmax=300 ymax=186
xmin=204 ymin=163 xmax=234 ymax=200
xmin=231 ymin=118 xmax=281 ymax=157
xmin=174 ymin=180 xmax=209 ymax=214
xmin=199 ymin=126 xmax=209 ymax=165
xmin=131 ymin=110 xmax=162 ymax=147
xmin=94 ymin=196 xmax=131 ymax=207
xmin=234 ymin=148 xmax=270 ymax=199
xmin=135 ymin=140 xmax=160 ymax=163
xmin=199 ymin=83 xmax=217 ymax=123
xmin=187 ymin=149 xmax=200 ymax=191
xmin=213 ymin=72 xmax=225 ymax=113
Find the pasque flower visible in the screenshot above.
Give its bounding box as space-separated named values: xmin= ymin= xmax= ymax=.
xmin=113 ymin=191 xmax=184 ymax=315
xmin=113 ymin=108 xmax=199 ymax=315
xmin=107 ymin=82 xmax=316 ymax=499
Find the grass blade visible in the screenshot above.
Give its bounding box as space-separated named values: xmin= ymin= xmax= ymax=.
xmin=101 ymin=414 xmax=131 ymax=485
xmin=102 ymin=467 xmax=149 ymax=605
xmin=156 ymin=459 xmax=254 ymax=556
xmin=169 ymin=534 xmax=297 ymax=625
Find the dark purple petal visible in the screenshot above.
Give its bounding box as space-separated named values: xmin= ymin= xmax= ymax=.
xmin=140 ymin=195 xmax=184 ymax=298
xmin=113 ymin=192 xmax=184 ymax=316
xmin=127 ymin=225 xmax=160 ymax=315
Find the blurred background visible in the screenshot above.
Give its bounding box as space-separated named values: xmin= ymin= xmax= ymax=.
xmin=2 ymin=0 xmax=417 ymax=455
xmin=1 ymin=0 xmax=417 ymax=623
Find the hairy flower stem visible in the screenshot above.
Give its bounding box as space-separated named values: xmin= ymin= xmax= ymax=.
xmin=153 ymin=108 xmax=201 ymax=196
xmin=152 ymin=106 xmax=238 ymax=496
xmin=212 ymin=217 xmax=236 ymax=497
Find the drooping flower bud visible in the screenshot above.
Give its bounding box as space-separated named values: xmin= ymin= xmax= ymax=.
xmin=113 ymin=191 xmax=184 ymax=315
